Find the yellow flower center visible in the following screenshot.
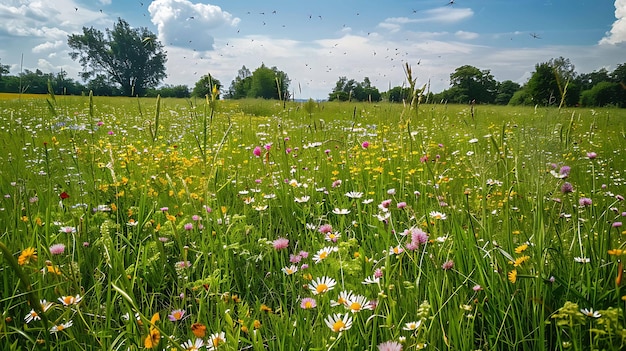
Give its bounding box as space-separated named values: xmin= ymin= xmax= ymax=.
xmin=316 ymin=283 xmax=328 ymax=294
xmin=305 ymin=301 xmax=313 ymax=308
xmin=350 ymin=302 xmax=362 ymax=311
xmin=332 ymin=320 xmax=345 ymax=332
xmin=319 ymin=252 xmax=328 ymax=260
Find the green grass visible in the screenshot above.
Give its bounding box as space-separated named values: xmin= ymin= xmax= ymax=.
xmin=1 ymin=94 xmax=626 ymax=350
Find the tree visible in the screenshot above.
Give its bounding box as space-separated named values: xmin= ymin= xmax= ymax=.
xmin=580 ymin=82 xmax=624 ymax=107
xmin=386 ymin=86 xmax=412 ymax=103
xmin=67 ymin=18 xmax=167 ymax=96
xmin=87 ymin=74 xmax=120 ymax=96
xmin=612 ymin=63 xmax=626 ymax=84
xmin=0 ymin=59 xmax=9 ymax=78
xmin=248 ymin=64 xmax=290 ymax=100
xmin=328 ymin=76 xmax=381 ymax=102
xmin=226 ymin=66 xmax=252 ymax=99
xmin=494 ymin=80 xmax=521 ymax=105
xmin=192 ymin=74 xmax=222 ymax=99
xmin=575 ymin=68 xmax=611 ymax=91
xmin=448 ymin=65 xmax=497 ymax=104
xmin=526 ymin=57 xmax=579 ymax=107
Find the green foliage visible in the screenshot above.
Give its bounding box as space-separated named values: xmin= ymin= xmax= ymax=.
xmin=192 ymin=74 xmax=222 ymax=99
xmin=580 ymin=81 xmax=625 ymax=107
xmin=448 ymin=64 xmax=497 ymax=103
xmin=495 ymin=80 xmax=521 ymax=105
xmin=146 ymin=84 xmax=190 ymax=98
xmin=226 ymin=64 xmax=289 ymax=100
xmin=328 ymin=76 xmax=381 ymax=102
xmin=508 ymin=88 xmax=532 ymax=105
xmin=67 ymin=18 xmax=167 ymax=96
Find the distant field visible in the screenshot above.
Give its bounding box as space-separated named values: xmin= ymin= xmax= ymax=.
xmin=1 ymin=95 xmax=626 ymax=350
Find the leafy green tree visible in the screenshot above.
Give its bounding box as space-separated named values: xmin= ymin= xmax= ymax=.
xmin=249 ymin=64 xmax=278 ymax=99
xmin=575 ymin=68 xmax=611 ymax=91
xmin=508 ymin=89 xmax=532 ymax=106
xmin=526 ymin=57 xmax=579 ymax=106
xmin=328 ymin=76 xmax=380 ymax=102
xmin=192 ymin=74 xmax=222 ymax=99
xmin=67 ymin=18 xmax=167 ymax=96
xmin=494 ymin=80 xmax=521 ymax=105
xmin=611 ymin=63 xmax=626 ymax=84
xmin=580 ymin=82 xmax=624 ymax=107
xmin=449 ymin=65 xmax=497 ymax=104
xmin=386 ymin=86 xmax=412 ymax=103
xmin=226 ymin=66 xmax=252 ymax=99
xmin=0 ymin=59 xmax=9 ymax=78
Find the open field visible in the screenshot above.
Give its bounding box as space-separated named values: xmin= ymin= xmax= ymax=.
xmin=1 ymin=94 xmax=626 ymax=350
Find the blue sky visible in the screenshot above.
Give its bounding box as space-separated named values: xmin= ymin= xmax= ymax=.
xmin=1 ymin=0 xmax=625 ymax=99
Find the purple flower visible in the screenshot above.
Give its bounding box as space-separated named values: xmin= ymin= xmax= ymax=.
xmin=579 ymin=197 xmax=592 ymax=207
xmin=613 ymin=222 xmax=623 ymax=228
xmin=264 ymin=144 xmax=272 ymax=151
xmin=82 ymin=241 xmax=90 ymax=247
xmin=49 ymin=243 xmax=65 ymax=255
xmin=561 ymin=182 xmax=574 ymax=194
xmin=586 ymin=152 xmax=597 ymax=159
xmin=253 ymin=146 xmax=262 ymax=157
xmin=361 ymin=141 xmax=370 ymax=149
xmin=559 ymin=166 xmax=571 ymax=178
xmin=168 ymin=309 xmax=185 ymax=322
xmin=300 ymin=297 xmax=317 ymax=309
xmin=472 ymin=284 xmax=482 ymax=291
xmin=289 ymin=254 xmax=302 ymax=263
xmin=184 ymin=223 xmax=194 ymax=231
xmin=319 ymin=224 xmax=333 ymax=234
xmin=272 ymin=237 xmax=289 ymax=250
xmin=411 ymin=228 xmax=429 ymax=245
xmin=397 ymin=202 xmax=407 ymax=209
xmin=442 ymin=260 xmax=454 ymax=271
xmin=298 ymin=250 xmax=309 ymax=259
xmin=617 ymin=195 xmax=625 ymax=201
xmin=374 ymin=268 xmax=383 ymax=278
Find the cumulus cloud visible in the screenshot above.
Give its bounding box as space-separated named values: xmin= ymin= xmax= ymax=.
xmin=32 ymin=40 xmax=64 ymax=53
xmin=378 ymin=8 xmax=473 ymax=32
xmin=148 ymin=0 xmax=240 ymax=50
xmin=600 ymin=0 xmax=626 ymax=44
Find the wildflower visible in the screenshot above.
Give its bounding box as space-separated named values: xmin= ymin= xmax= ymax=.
xmin=313 ymin=246 xmax=337 ymax=263
xmin=332 ymin=180 xmax=342 ymax=188
xmin=586 ymin=152 xmax=597 ymax=159
xmin=361 ymin=141 xmax=370 ymax=149
xmin=207 ymin=332 xmax=226 ymax=349
xmin=514 ymin=244 xmax=528 ymax=254
xmin=319 ymin=224 xmax=333 ymax=234
xmin=324 ymin=232 xmax=340 ymax=243
xmin=346 ymin=294 xmax=374 ymax=313
xmin=441 ymin=260 xmax=454 ymax=270
xmin=378 ymin=341 xmax=403 ymax=351
xmin=144 ymin=313 xmax=161 ymax=349
xmin=512 ymin=255 xmax=530 ymax=267
xmin=58 ymin=294 xmax=82 ymax=306
xmin=175 ymin=261 xmax=191 ymax=269
xmin=300 ymin=297 xmax=317 ymax=309
xmin=332 ymin=207 xmax=350 ymax=215
xmin=253 ymin=146 xmax=262 ymax=157
xmin=181 ymin=338 xmax=204 ymax=351
xmin=580 ymin=308 xmax=601 ymax=318
xmin=345 ymin=191 xmax=363 ymax=199
xmin=294 ymin=196 xmax=310 ymax=203
xmin=403 ymin=320 xmax=422 ymax=331
xmin=289 ymin=253 xmax=302 ymax=263
xmin=49 ymin=320 xmax=73 ymax=333
xmin=325 ymin=313 xmax=353 ymax=332
xmin=469 ymin=138 xmax=478 ymax=143
xmin=472 ymin=284 xmax=482 ymax=291
xmin=272 ymin=237 xmax=289 ymax=250
xmin=397 ymin=202 xmax=407 ymax=209
xmin=18 ymin=247 xmax=37 ymax=265
xmin=168 ymin=309 xmax=185 ymax=322
xmin=362 ymin=275 xmax=380 ymax=285
xmin=578 ymin=197 xmax=592 ymax=207
xmin=282 ymin=265 xmax=298 ymax=275
xmin=49 ymin=243 xmax=65 ymax=255
xmin=310 ymin=276 xmax=337 ymax=295
xmin=191 ymin=322 xmax=207 ymax=338
xmin=389 ymin=245 xmax=404 ymax=255
xmin=508 ymin=270 xmax=517 ymax=284
xmin=331 ymin=290 xmax=354 ymax=307
xmin=561 ymin=182 xmax=574 ymax=194
xmin=184 ymin=223 xmax=194 ymax=230
xmin=362 ymin=198 xmax=374 ymax=204
xmin=260 ymin=304 xmax=272 ymax=313
xmin=59 ymin=226 xmax=76 ymax=233
xmin=613 ymin=222 xmax=622 ymax=228
xmin=609 ymin=249 xmax=625 ymax=256
xmin=429 ymin=211 xmax=447 ymax=220
xmin=24 ymin=300 xmax=53 ymax=323
xmin=574 ymin=257 xmax=590 ymax=263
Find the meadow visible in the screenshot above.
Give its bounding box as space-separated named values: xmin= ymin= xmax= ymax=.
xmin=0 ymin=91 xmax=625 ymax=351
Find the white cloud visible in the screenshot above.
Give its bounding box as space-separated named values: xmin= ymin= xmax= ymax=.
xmin=148 ymin=0 xmax=240 ymax=51
xmin=378 ymin=8 xmax=472 ymax=32
xmin=32 ymin=40 xmax=64 ymax=53
xmin=600 ymin=0 xmax=626 ymax=44
xmin=99 ymin=0 xmax=112 ymax=5
xmin=455 ymin=31 xmax=479 ymax=40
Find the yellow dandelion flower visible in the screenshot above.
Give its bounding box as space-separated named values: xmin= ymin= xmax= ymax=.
xmin=508 ymin=270 xmax=517 ymax=284
xmin=18 ymin=247 xmax=37 ymax=266
xmin=513 ymin=255 xmax=530 ymax=267
xmin=514 ymin=244 xmax=528 ymax=254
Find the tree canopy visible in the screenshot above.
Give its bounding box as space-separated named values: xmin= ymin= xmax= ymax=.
xmin=67 ymin=18 xmax=167 ymax=96
xmin=328 ymin=76 xmax=381 ymax=102
xmin=226 ymin=64 xmax=290 ymax=100
xmin=192 ymin=74 xmax=222 ymax=99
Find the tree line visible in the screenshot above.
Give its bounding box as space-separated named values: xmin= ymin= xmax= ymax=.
xmin=0 ymin=17 xmax=624 ymax=107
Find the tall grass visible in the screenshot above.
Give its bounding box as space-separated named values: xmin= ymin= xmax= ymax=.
xmin=0 ymin=94 xmax=625 ymax=350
